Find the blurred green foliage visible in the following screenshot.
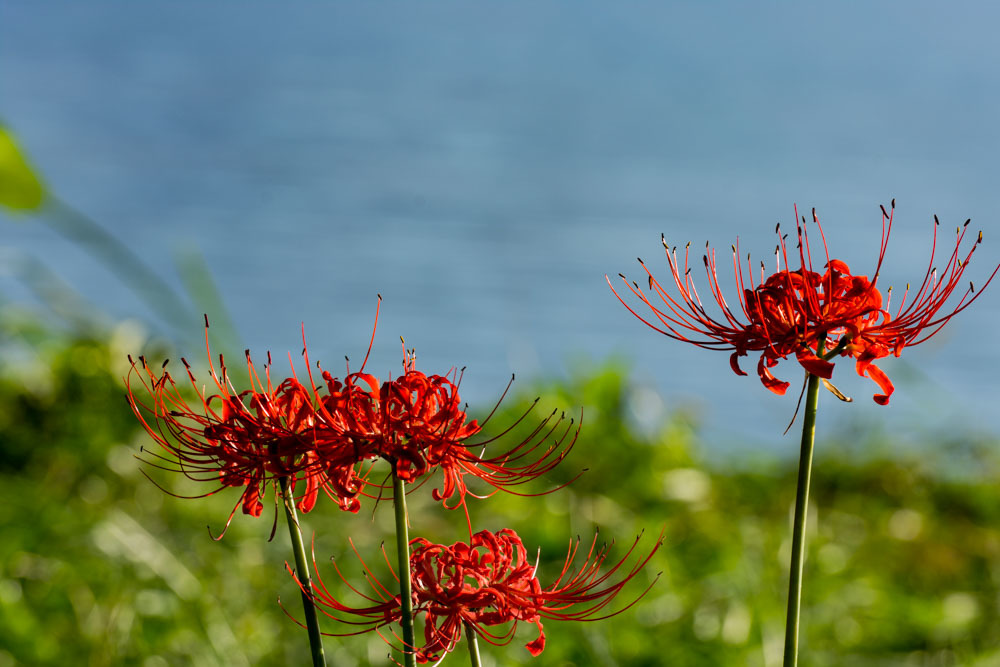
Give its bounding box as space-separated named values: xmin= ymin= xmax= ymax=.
xmin=0 ymin=125 xmax=46 ymax=212
xmin=1 ymin=314 xmax=999 ymax=667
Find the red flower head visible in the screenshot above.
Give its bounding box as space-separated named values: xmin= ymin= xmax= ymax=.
xmin=125 ymin=319 xmax=368 ymax=537
xmin=318 ymin=342 xmax=581 ymax=529
xmin=610 ymin=202 xmax=999 ymax=404
xmin=293 ymin=528 xmax=661 ymax=662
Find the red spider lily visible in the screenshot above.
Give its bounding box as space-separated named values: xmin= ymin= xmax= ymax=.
xmin=316 ymin=345 xmax=582 ymax=530
xmin=609 ymin=201 xmax=999 ymax=404
xmin=125 ymin=321 xmax=369 ymax=538
xmin=290 ymin=528 xmax=662 ymax=662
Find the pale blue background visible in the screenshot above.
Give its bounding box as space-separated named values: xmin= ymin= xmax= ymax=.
xmin=2 ymin=2 xmax=998 ymax=449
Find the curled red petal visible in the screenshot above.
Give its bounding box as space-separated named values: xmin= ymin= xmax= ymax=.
xmin=757 ymin=355 xmax=790 ymax=395
xmin=863 ymin=362 xmax=894 ymax=405
xmin=296 ymin=471 xmax=319 ymax=514
xmin=729 ymin=351 xmax=748 ymax=377
xmin=794 ymin=348 xmax=833 ymax=379
xmin=525 ymin=624 xmax=546 ymax=656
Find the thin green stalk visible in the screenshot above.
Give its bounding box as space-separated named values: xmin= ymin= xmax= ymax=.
xmin=393 ymin=467 xmax=417 ymax=667
xmin=465 ymin=621 xmax=482 ymax=667
xmin=280 ymin=477 xmax=327 ymax=667
xmin=782 ymin=371 xmax=821 ymax=667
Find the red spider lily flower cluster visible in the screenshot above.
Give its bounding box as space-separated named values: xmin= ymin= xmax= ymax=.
xmin=125 ymin=330 xmax=369 ymax=537
xmin=319 ymin=348 xmax=580 ymax=518
xmin=127 ymin=302 xmax=658 ymax=662
xmin=292 ymin=528 xmax=661 ymax=663
xmin=126 ymin=308 xmax=579 ymax=534
xmin=609 ymin=201 xmax=999 ymax=404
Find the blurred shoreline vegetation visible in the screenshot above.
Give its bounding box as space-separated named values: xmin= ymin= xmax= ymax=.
xmin=3 ymin=125 xmax=1000 ymax=665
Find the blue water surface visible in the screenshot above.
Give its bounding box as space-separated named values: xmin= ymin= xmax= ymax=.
xmin=2 ymin=2 xmax=998 ymax=451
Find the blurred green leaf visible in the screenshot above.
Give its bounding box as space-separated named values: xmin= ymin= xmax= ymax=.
xmin=0 ymin=126 xmax=46 ymax=212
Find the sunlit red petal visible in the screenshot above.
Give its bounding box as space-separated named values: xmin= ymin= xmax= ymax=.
xmin=757 ymin=355 xmax=790 ymax=395
xmin=525 ymin=626 xmax=546 ymax=656
xmin=794 ymin=348 xmax=833 ymax=379
xmin=863 ymin=362 xmax=894 ymax=405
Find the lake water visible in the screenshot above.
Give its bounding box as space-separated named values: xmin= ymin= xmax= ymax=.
xmin=2 ymin=2 xmax=999 ymax=452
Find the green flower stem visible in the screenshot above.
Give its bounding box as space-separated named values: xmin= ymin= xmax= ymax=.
xmin=782 ymin=370 xmax=821 ymax=667
xmin=392 ymin=466 xmax=417 ymax=667
xmin=465 ymin=622 xmax=482 ymax=667
xmin=279 ymin=477 xmax=327 ymax=667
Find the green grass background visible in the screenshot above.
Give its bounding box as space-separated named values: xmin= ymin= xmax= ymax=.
xmin=1 ymin=314 xmax=998 ymax=666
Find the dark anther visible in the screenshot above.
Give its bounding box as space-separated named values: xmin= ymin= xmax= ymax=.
xmin=812 ymin=207 xmax=818 ymax=222
xmin=775 ymin=222 xmax=781 ymax=233
xmin=204 ymin=314 xmax=210 ymax=327
xmin=162 ymin=359 xmax=169 ymax=369
xmin=970 ymin=281 xmax=976 ymax=293
xmin=633 ymin=281 xmax=641 ymax=290
xmin=934 ymin=214 xmax=940 ymax=225
xmin=965 ymin=218 xmax=971 ymax=227
xmin=181 ymin=358 xmax=190 ymax=368
xmin=891 ymin=198 xmax=896 ymax=209
xmin=618 ymin=272 xmax=626 ymax=279
xmin=880 ymin=205 xmax=889 ymax=218
xmin=637 ymin=257 xmax=644 ymax=264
